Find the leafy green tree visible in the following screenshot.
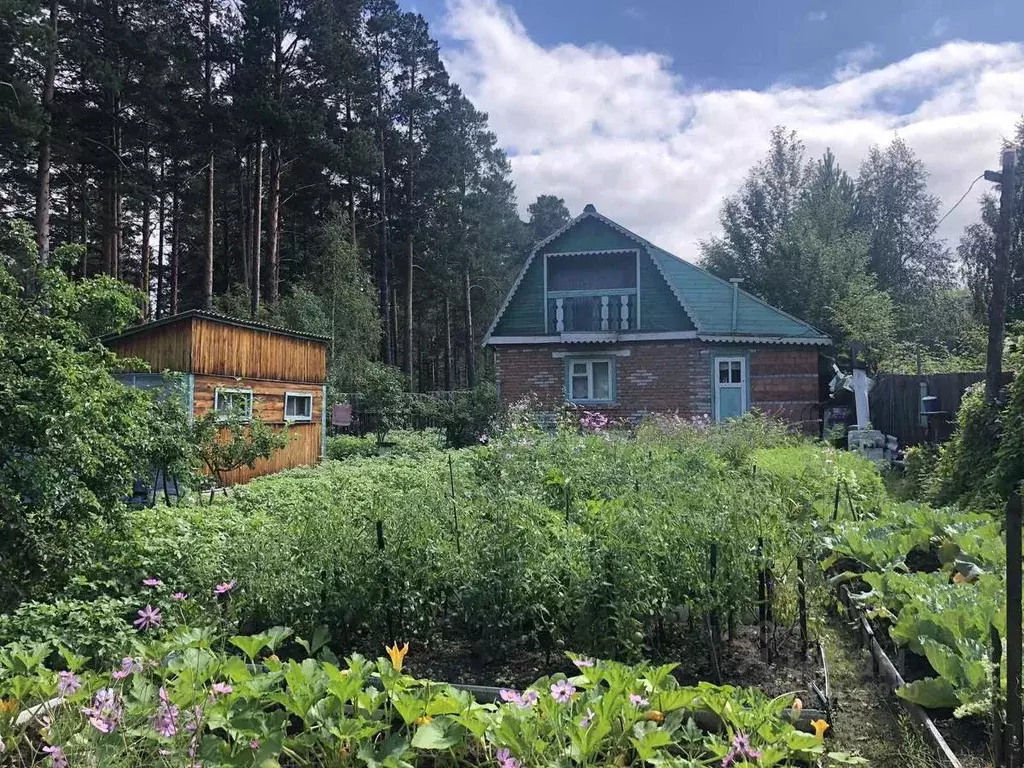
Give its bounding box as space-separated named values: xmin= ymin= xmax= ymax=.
xmin=357 ymin=362 xmax=409 ymax=449
xmin=191 ymin=406 xmax=289 ymax=494
xmin=0 ymin=226 xmax=174 ymax=609
xmin=527 ymin=194 xmax=570 ymax=244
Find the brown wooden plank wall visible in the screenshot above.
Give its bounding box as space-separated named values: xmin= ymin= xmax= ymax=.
xmin=191 ymin=317 xmax=326 ymax=383
xmin=107 ymin=317 xmax=194 ymax=372
xmin=193 ymin=373 xmax=323 ymax=485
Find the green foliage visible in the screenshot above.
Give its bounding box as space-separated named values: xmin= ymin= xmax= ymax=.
xmin=191 ymin=407 xmax=290 ymax=488
xmin=927 ymin=383 xmax=1003 ymax=508
xmin=439 ymin=383 xmax=499 ymax=448
xmin=994 ymin=347 xmax=1024 ymax=497
xmin=0 ymin=244 xmax=184 ymax=610
xmin=325 ymin=433 xmax=378 ymax=460
xmin=0 ymin=632 xmax=861 ymax=767
xmin=358 ymin=363 xmax=410 ymax=448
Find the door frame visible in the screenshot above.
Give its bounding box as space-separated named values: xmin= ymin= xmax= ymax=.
xmin=713 ymin=355 xmax=747 ymax=422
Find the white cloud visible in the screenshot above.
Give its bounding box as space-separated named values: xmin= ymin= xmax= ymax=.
xmin=931 ymin=17 xmax=950 ymax=38
xmin=833 ymin=42 xmax=881 ymax=82
xmin=442 ymin=0 xmax=1023 ymax=261
xmin=807 ymin=10 xmax=828 ymax=22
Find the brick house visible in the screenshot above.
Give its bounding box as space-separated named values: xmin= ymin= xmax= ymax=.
xmin=483 ymin=205 xmax=831 ymax=430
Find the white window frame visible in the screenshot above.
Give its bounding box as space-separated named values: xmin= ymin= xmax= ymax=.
xmin=714 ymin=356 xmax=746 ymax=422
xmin=566 ymin=358 xmax=614 ymax=404
xmin=214 ymin=387 xmax=254 ymax=421
xmin=284 ymin=391 xmax=314 ymax=423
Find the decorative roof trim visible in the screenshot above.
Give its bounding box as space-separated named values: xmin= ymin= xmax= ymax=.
xmin=644 ymin=247 xmax=702 ymax=329
xmin=487 ymin=331 xmax=699 ymax=345
xmin=101 ymin=309 xmax=331 ymax=345
xmin=698 ymin=334 xmax=832 ymax=346
xmin=545 ymin=248 xmax=639 ymax=258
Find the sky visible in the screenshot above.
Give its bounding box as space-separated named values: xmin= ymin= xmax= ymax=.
xmin=402 ymin=0 xmax=1024 ymax=260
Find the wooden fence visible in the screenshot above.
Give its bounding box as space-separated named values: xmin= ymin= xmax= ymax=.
xmin=869 ymin=372 xmax=1013 ymax=447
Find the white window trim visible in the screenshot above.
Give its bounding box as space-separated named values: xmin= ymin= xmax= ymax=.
xmin=214 ymin=387 xmax=254 ymax=421
xmin=567 ymin=358 xmax=614 ymax=404
xmin=714 ymin=357 xmax=746 ymax=422
xmin=284 ymin=391 xmax=314 ymax=423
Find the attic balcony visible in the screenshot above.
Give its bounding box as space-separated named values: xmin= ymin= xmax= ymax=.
xmin=546 ymin=290 xmax=638 ymax=334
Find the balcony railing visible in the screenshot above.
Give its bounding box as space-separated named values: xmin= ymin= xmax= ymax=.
xmin=546 ymin=291 xmax=637 ymax=334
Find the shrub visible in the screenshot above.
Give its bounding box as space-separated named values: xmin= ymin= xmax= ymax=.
xmin=358 ymin=363 xmax=409 ymax=448
xmin=900 ymin=444 xmax=939 ymax=501
xmin=441 ymin=383 xmax=499 ymax=448
xmin=325 ymin=433 xmax=377 ymax=460
xmin=927 ymin=383 xmax=1003 ymax=508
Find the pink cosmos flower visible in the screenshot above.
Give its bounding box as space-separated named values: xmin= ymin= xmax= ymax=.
xmin=519 ymin=690 xmax=538 ymax=707
xmin=550 ymin=679 xmax=575 ymax=704
xmin=213 ymin=580 xmax=236 ymax=595
xmin=496 ymin=748 xmax=521 ymax=768
xmin=572 ymin=658 xmax=595 ymax=669
xmin=81 ymin=688 xmax=121 ymax=734
xmin=112 ymin=657 xmax=142 ymax=680
xmin=142 ymin=578 xmax=163 ymax=587
xmin=133 ymin=605 xmax=162 ymax=630
xmin=580 ymin=708 xmax=595 ymax=728
xmin=57 ymin=670 xmax=80 ymax=697
xmin=171 ymin=592 xmax=189 ymax=601
xmin=249 ymin=739 xmax=260 ymax=750
xmin=210 ymin=682 xmax=233 ymax=696
xmin=42 ymin=745 xmax=68 ymax=768
xmin=629 ymin=693 xmax=649 ymax=707
xmin=152 ymin=687 xmax=179 ymax=739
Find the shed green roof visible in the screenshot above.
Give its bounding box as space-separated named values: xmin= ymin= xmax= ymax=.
xmin=484 ymin=208 xmax=830 ymax=346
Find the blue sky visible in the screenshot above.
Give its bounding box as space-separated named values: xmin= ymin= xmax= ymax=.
xmin=402 ymin=0 xmax=1024 ymax=257
xmin=405 ymin=0 xmax=1021 ymax=89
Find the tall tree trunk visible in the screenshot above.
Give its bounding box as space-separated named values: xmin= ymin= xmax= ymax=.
xmin=170 ymin=177 xmax=180 ymax=314
xmin=34 ymin=0 xmax=58 ymax=268
xmin=156 ymin=158 xmax=165 ymax=318
xmin=267 ymin=143 xmax=281 ymax=303
xmin=251 ymin=134 xmax=264 ymax=318
xmin=403 ymin=57 xmax=417 ymax=388
xmin=239 ymin=152 xmax=250 ymax=288
xmin=346 ymin=91 xmax=357 ymax=246
xmin=202 ymin=0 xmax=214 ymax=310
xmin=139 ymin=142 xmax=151 ymax=319
xmin=375 ymin=40 xmax=392 ymax=364
xmin=464 ymin=268 xmax=476 ymax=388
xmin=443 ymin=293 xmax=453 ymax=391
xmin=267 ymin=13 xmax=283 ymax=304
xmin=79 ymin=172 xmax=88 ymax=277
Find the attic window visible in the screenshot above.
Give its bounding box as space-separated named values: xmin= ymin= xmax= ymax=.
xmin=284 ymin=392 xmax=313 ymax=422
xmin=214 ymin=388 xmax=253 ymax=420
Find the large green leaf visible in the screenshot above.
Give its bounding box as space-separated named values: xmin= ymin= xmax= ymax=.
xmin=896 ymin=677 xmax=959 ymax=708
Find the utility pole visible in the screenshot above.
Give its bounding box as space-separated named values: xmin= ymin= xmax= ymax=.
xmin=984 ymin=147 xmax=1017 ymax=402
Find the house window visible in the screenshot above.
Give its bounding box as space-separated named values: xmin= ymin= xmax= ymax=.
xmin=714 ymin=357 xmax=746 ymax=422
xmin=214 ymin=388 xmax=253 ymax=420
xmin=284 ymin=392 xmax=313 ymax=422
xmin=567 ymin=359 xmax=614 ymax=403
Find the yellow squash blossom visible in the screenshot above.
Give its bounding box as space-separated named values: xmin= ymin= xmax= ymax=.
xmin=0 ymin=699 xmax=18 ymax=714
xmin=385 ymin=642 xmax=409 ymax=672
xmin=415 ymin=715 xmax=432 ymax=726
xmin=811 ymin=719 xmax=829 ymax=739
xmin=644 ymin=710 xmax=665 ymax=723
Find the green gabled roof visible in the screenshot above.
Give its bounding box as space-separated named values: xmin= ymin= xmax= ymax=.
xmin=484 ymin=207 xmax=830 ymax=346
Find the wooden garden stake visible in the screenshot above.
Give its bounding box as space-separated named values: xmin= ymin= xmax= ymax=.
xmin=710 ymin=543 xmax=720 ymax=647
xmin=1006 ymin=493 xmax=1022 ymax=768
xmin=448 ymin=453 xmax=461 ymax=554
xmin=843 ymin=480 xmax=857 ymax=519
xmin=377 ymin=519 xmax=394 ymax=641
xmin=797 ymin=556 xmax=808 ymax=657
xmin=757 ymin=537 xmax=767 ymax=660
xmin=992 ymin=624 xmax=1004 ymax=768
xmin=832 ymin=481 xmax=841 ymax=521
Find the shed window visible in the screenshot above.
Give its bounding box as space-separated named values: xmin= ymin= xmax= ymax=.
xmin=214 ymin=388 xmax=253 ymax=420
xmin=567 ymin=359 xmax=614 ymax=403
xmin=284 ymin=392 xmax=313 ymax=422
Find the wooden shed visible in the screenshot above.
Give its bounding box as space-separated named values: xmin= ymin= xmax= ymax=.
xmin=104 ymin=310 xmax=329 ymax=485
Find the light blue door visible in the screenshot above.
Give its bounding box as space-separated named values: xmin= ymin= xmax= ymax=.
xmin=715 ymin=357 xmax=746 ymax=421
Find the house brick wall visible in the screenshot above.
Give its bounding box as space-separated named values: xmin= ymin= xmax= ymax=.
xmin=494 ymin=341 xmax=820 ymax=431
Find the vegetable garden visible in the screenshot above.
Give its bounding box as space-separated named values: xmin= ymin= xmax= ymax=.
xmin=0 ymin=411 xmax=1015 ymax=767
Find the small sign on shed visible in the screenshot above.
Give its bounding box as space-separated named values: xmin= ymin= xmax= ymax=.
xmin=332 ymin=403 xmax=353 ymax=427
